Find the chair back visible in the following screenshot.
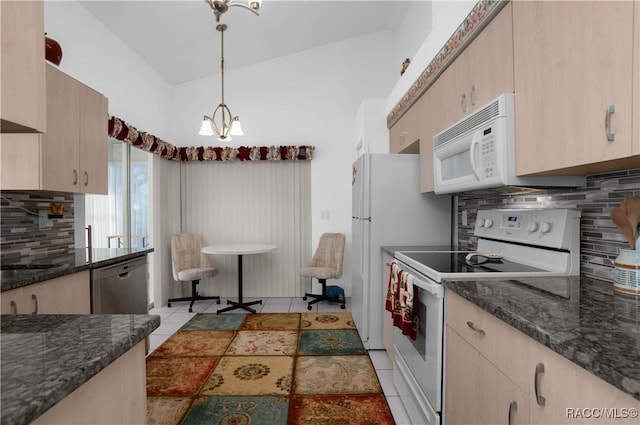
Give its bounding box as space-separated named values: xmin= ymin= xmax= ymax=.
xmin=171 ymin=233 xmax=211 ymax=281
xmin=308 ymin=233 xmax=345 ymax=279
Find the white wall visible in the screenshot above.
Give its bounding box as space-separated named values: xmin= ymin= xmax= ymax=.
xmin=169 ymin=31 xmax=399 ymax=294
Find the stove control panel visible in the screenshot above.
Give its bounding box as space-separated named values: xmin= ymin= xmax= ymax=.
xmin=474 ymin=208 xmax=581 ymax=250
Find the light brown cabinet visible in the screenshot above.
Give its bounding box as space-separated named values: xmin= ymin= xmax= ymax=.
xmin=446 ymin=290 xmax=530 ymax=425
xmin=529 ymin=338 xmax=640 ymax=425
xmin=0 ymin=0 xmax=46 ymax=133
xmin=389 ymin=104 xmax=420 ymax=154
xmin=435 ymin=2 xmax=515 ymax=128
xmin=513 ymin=0 xmax=639 ymax=176
xmin=42 ymin=65 xmax=108 ymax=194
xmin=0 ymin=67 xmax=108 ymax=194
xmin=418 ymin=77 xmax=448 ymax=193
xmin=445 ymin=290 xmax=640 ymax=425
xmin=381 ymin=251 xmax=394 ymax=361
xmin=446 ymin=326 xmax=530 ymax=425
xmin=1 ymin=271 xmax=90 ymax=314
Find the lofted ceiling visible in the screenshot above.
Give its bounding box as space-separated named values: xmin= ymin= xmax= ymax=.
xmin=80 ymin=0 xmax=413 ymax=85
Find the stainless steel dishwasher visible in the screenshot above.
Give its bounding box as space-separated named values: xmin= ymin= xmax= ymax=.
xmin=91 ymin=256 xmax=148 ymax=314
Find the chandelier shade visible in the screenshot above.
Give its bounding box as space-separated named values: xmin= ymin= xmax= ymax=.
xmin=200 ymin=1 xmax=260 ymax=140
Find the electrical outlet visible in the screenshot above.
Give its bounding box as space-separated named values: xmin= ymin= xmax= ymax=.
xmin=38 ymin=213 xmax=51 ymax=229
xmin=462 ymin=210 xmax=468 ymax=226
xmin=321 ymin=210 xmax=330 ymax=220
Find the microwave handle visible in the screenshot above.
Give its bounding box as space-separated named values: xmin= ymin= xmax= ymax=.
xmin=469 ymin=130 xmax=483 ymax=180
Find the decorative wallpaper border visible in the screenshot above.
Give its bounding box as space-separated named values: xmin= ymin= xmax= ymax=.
xmin=386 ymin=0 xmax=507 ymax=129
xmin=108 ymin=116 xmax=315 ymax=162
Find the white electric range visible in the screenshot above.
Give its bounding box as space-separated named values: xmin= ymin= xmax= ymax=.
xmin=391 ymin=208 xmax=581 ymax=425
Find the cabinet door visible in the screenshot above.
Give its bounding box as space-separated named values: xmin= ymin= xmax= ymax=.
xmin=42 ymin=65 xmax=81 ymax=193
xmin=80 ymin=85 xmax=108 ymax=194
xmin=529 ymin=339 xmax=640 ymax=424
xmin=419 ymin=77 xmax=448 ymax=193
xmin=0 ymin=134 xmax=41 ymax=190
xmin=381 ymin=252 xmax=394 ymax=360
xmin=446 ymin=326 xmax=530 ymax=425
xmin=0 ymin=287 xmax=27 ymax=314
xmin=513 ymin=1 xmax=635 ymax=176
xmin=389 ymin=106 xmax=419 ymax=154
xmin=466 ymin=2 xmax=514 ymax=111
xmin=446 ymin=290 xmax=529 ymax=392
xmin=24 ymin=271 xmax=91 ymax=314
xmin=0 ymin=0 xmax=46 ymax=133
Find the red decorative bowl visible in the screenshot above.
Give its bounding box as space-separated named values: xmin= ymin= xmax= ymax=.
xmin=45 ymin=34 xmax=62 ymax=65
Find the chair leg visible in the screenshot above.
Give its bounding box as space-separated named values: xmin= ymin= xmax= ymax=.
xmin=304 ymin=279 xmax=329 ymax=310
xmin=168 ymin=279 xmax=220 ymax=312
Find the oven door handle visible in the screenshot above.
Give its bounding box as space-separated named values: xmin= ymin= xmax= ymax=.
xmin=402 ymin=271 xmax=444 ymax=299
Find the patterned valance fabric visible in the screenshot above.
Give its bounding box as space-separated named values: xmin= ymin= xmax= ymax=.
xmin=108 ymin=116 xmax=315 ymax=162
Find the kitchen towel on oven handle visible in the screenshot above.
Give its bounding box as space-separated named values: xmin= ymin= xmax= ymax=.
xmin=385 ymin=262 xmax=419 ymax=340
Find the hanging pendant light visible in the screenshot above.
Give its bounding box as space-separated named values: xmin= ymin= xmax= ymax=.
xmin=199 ymin=0 xmax=261 ymax=140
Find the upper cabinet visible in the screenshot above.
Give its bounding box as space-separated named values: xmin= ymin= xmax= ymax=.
xmin=0 ymin=0 xmax=46 ymax=133
xmin=439 ymin=2 xmax=515 ymax=126
xmin=389 ymin=104 xmax=420 ymax=154
xmin=513 ymin=0 xmax=639 ymax=176
xmin=42 ymin=65 xmax=108 ymax=194
xmin=1 ymin=66 xmax=108 ymax=194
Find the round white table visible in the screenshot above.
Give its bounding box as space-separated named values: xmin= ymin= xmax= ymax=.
xmin=202 ymin=244 xmax=277 ymax=314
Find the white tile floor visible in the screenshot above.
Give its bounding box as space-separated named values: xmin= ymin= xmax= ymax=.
xmin=148 ymin=297 xmax=412 ymax=425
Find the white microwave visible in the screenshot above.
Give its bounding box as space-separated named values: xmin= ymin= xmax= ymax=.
xmin=432 ymin=93 xmax=584 ymax=194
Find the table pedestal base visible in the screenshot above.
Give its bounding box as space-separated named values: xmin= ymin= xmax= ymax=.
xmin=216 ymin=254 xmax=263 ymax=314
xmin=217 ymin=299 xmax=262 ymax=314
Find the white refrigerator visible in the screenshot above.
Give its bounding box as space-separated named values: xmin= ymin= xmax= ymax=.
xmin=351 ymin=153 xmax=451 ymax=349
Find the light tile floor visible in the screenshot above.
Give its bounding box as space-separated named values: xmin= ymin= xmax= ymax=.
xmin=149 ymin=297 xmax=412 ymax=425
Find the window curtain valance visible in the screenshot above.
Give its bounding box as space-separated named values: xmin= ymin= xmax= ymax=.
xmin=108 ymin=116 xmax=315 ymax=162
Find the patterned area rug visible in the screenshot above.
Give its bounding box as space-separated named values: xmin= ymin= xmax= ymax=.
xmin=147 ymin=312 xmax=395 ymax=425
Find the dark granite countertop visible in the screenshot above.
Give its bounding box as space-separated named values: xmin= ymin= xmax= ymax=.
xmin=0 ymin=314 xmax=160 ymax=425
xmin=445 ymin=276 xmax=640 ymax=401
xmin=1 ymin=247 xmax=153 ymax=292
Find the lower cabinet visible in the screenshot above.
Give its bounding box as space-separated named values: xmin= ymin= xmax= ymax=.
xmin=446 ymin=326 xmax=529 ymax=424
xmin=0 ymin=270 xmax=90 ymax=314
xmin=31 ymin=341 xmax=147 ymax=425
xmin=529 ymin=338 xmax=640 ymax=424
xmin=445 ymin=290 xmax=640 ymax=425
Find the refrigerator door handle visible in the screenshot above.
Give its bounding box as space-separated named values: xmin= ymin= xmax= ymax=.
xmin=352 ymin=216 xmax=371 ymax=222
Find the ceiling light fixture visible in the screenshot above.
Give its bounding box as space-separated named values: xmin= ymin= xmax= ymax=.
xmin=199 ymin=0 xmax=261 ymax=141
xmin=204 ymin=0 xmax=261 ymax=22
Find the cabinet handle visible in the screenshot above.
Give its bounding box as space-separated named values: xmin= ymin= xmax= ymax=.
xmin=84 ymin=171 xmax=89 ymax=187
xmin=10 ymin=300 xmax=18 ymax=314
xmin=535 ymin=362 xmax=546 ymax=406
xmin=73 ymin=169 xmax=78 ymax=185
xmin=470 ymin=85 xmax=476 ymax=106
xmin=466 ymin=320 xmax=485 ymax=336
xmin=508 ymin=401 xmax=518 ymax=425
xmin=31 ymin=294 xmax=38 ymax=314
xmin=605 ymin=105 xmax=615 ymax=141
xmin=461 ymin=93 xmax=467 ymax=113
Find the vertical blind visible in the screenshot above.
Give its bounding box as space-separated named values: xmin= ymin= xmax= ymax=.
xmin=181 ymin=161 xmax=311 ymax=298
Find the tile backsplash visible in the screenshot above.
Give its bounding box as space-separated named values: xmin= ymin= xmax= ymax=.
xmin=457 ymin=168 xmax=640 ymax=282
xmin=1 ymin=191 xmax=75 ymax=264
